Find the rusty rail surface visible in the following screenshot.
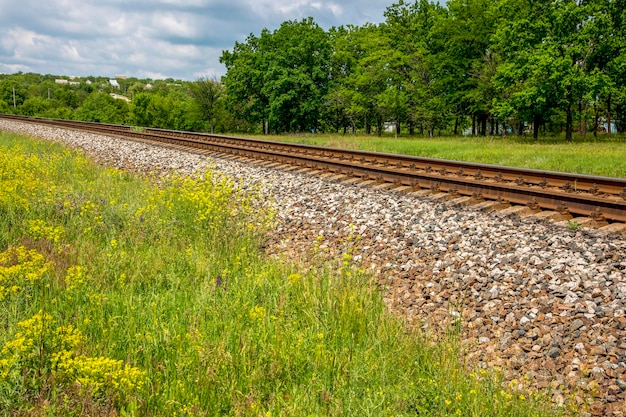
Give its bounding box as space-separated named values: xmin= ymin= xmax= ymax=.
xmin=3 ymin=114 xmax=626 ymax=223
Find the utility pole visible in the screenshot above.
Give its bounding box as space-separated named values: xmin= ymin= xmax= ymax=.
xmin=13 ymin=86 xmax=16 ymax=108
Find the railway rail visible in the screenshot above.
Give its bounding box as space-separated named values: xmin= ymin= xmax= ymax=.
xmin=2 ymin=114 xmax=626 ymax=224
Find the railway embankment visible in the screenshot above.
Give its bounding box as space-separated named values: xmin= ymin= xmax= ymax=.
xmin=2 ymin=119 xmax=625 ymax=415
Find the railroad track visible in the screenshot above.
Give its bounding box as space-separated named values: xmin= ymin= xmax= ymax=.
xmin=3 ymin=114 xmax=626 ymax=225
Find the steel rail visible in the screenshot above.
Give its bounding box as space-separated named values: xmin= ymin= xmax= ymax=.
xmin=3 ymin=114 xmax=626 ymax=222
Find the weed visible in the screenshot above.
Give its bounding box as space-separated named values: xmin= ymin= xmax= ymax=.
xmin=0 ymin=131 xmax=564 ymax=416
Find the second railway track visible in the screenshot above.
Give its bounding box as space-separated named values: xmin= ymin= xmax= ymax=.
xmin=2 ymin=114 xmax=626 ymax=225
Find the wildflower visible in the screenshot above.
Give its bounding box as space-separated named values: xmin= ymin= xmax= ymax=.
xmin=65 ymin=265 xmax=86 ymax=291
xmin=249 ymin=306 xmax=266 ymax=321
xmin=287 ymin=273 xmax=301 ymax=284
xmin=27 ymin=219 xmax=65 ymax=244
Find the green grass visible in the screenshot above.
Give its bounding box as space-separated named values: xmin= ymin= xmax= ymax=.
xmin=239 ymin=133 xmax=626 ymax=178
xmin=0 ymin=131 xmax=567 ymax=416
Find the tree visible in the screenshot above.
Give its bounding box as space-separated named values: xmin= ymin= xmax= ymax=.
xmin=0 ymin=79 xmax=26 ymax=108
xmin=221 ymin=17 xmax=331 ymax=134
xmin=189 ymin=76 xmax=224 ymax=133
xmin=221 ymin=32 xmax=271 ymax=133
xmin=75 ymin=92 xmax=129 ymax=124
xmin=433 ymin=0 xmax=502 ymax=136
xmin=262 ymin=18 xmax=331 ymax=133
xmin=382 ymin=0 xmax=445 ymax=136
xmin=0 ymin=99 xmax=9 ymax=114
xmin=20 ymin=97 xmax=51 ymax=116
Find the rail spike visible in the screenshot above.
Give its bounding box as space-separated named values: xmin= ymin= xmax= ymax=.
xmin=589 ymin=208 xmax=606 ymax=223
xmin=561 ymin=181 xmax=573 ymax=192
xmin=526 ymin=198 xmax=540 ymax=211
xmin=555 ymin=202 xmax=570 ymax=216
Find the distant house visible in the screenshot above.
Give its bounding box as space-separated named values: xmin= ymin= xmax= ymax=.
xmin=115 ymin=75 xmax=127 ymax=80
xmin=109 ymin=79 xmax=120 ymax=88
xmin=85 ymin=80 xmax=92 ymax=85
xmin=69 ymin=81 xmax=79 ymax=86
xmin=110 ymin=93 xmax=130 ymax=102
xmin=55 ymin=79 xmax=69 ymax=84
xmin=145 ymin=83 xmax=153 ymax=90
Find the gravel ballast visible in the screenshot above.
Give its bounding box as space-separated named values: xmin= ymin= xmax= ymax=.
xmin=2 ymin=120 xmax=626 ymax=416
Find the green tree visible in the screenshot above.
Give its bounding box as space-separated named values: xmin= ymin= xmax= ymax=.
xmin=263 ymin=18 xmax=331 ymax=133
xmin=0 ymin=79 xmax=26 ymax=108
xmin=0 ymin=99 xmax=9 ymax=113
xmin=19 ymin=97 xmax=51 ymax=116
xmin=189 ymin=76 xmax=224 ymax=133
xmin=221 ymin=17 xmax=331 ymax=134
xmin=382 ymin=0 xmax=445 ymax=136
xmin=433 ymin=0 xmax=502 ymax=136
xmin=75 ymin=92 xmax=129 ymax=124
xmin=221 ymin=31 xmax=271 ymax=133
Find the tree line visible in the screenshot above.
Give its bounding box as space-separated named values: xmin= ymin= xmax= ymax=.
xmin=1 ymin=0 xmax=625 ymax=139
xmin=221 ymin=0 xmax=626 ymax=139
xmin=0 ymin=72 xmax=239 ymax=133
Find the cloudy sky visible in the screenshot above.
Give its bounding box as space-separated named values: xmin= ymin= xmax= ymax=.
xmin=0 ymin=0 xmax=393 ymax=81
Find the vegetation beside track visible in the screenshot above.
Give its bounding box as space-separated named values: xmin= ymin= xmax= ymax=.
xmin=242 ymin=133 xmax=626 ymax=179
xmin=0 ymin=131 xmax=565 ymax=416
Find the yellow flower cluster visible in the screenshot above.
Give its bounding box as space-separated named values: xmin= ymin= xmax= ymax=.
xmin=287 ymin=273 xmax=302 ymax=285
xmin=57 ymin=355 xmax=146 ymax=393
xmin=249 ymin=305 xmax=267 ymax=322
xmin=64 ymin=265 xmax=87 ymax=291
xmin=79 ymin=199 xmax=105 ymax=232
xmin=1 ymin=311 xmax=146 ymax=398
xmin=0 ymin=245 xmax=52 ymax=300
xmin=0 ymin=150 xmax=43 ymax=210
xmin=27 ymin=219 xmax=65 ymax=244
xmin=169 ymin=172 xmax=233 ymax=225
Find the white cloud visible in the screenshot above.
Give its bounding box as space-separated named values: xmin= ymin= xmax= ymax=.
xmin=60 ymin=43 xmax=83 ymax=61
xmin=150 ymin=12 xmax=199 ymax=39
xmin=0 ymin=0 xmax=392 ymax=79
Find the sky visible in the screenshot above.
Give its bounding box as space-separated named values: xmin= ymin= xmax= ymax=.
xmin=0 ymin=0 xmax=393 ymax=81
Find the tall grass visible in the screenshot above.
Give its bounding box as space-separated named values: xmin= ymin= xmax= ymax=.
xmin=0 ymin=131 xmax=565 ymax=416
xmin=243 ymin=133 xmax=626 ymax=178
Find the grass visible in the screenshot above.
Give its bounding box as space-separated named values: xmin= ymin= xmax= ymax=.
xmin=0 ymin=130 xmax=567 ymax=416
xmin=238 ymin=133 xmax=626 ymax=178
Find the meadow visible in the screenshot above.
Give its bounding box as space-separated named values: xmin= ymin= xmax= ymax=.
xmin=0 ymin=131 xmax=565 ymax=416
xmin=242 ymin=133 xmax=626 ymax=178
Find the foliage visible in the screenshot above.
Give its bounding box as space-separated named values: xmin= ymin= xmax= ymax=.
xmin=74 ymin=92 xmax=130 ymax=124
xmin=0 ymin=131 xmax=565 ymax=416
xmin=189 ymin=76 xmax=224 ymax=133
xmin=1 ymin=0 xmax=626 ymax=138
